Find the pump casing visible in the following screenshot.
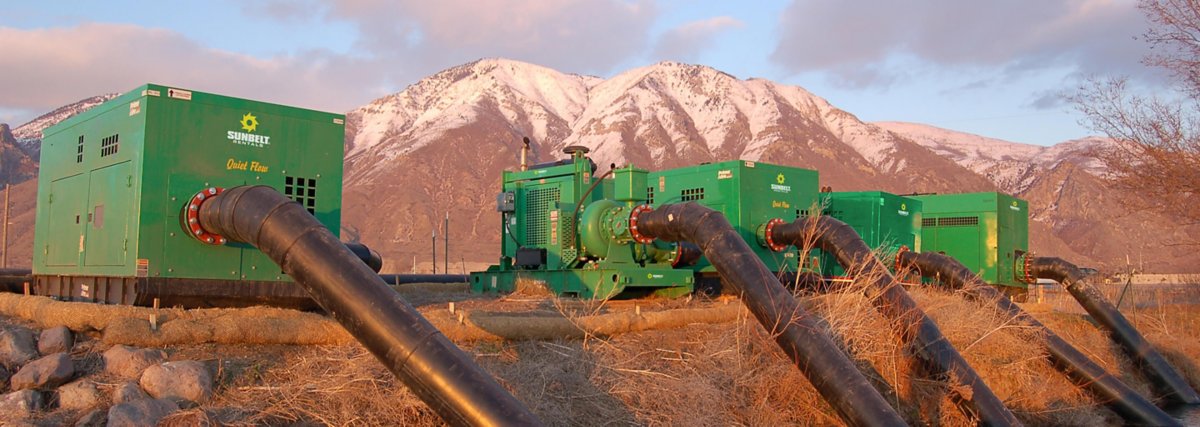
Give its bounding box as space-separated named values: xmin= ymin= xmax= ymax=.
xmin=909 ymin=192 xmax=1030 ymax=288
xmin=646 ymin=160 xmax=819 ymax=276
xmin=33 ymin=84 xmax=344 ymax=305
xmin=816 ymin=191 xmax=922 ymax=277
xmin=471 ymin=150 xmax=694 ymax=298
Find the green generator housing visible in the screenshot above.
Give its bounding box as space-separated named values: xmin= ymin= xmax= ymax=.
xmin=470 ymin=149 xmax=694 ymax=299
xmin=33 ymin=84 xmax=345 ymax=305
xmin=646 ymin=160 xmax=819 ymax=278
xmin=909 ymin=192 xmax=1030 ymax=288
xmin=816 ymin=191 xmax=922 ymax=277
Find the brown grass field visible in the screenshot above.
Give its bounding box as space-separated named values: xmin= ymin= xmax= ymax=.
xmin=138 ymin=280 xmax=1198 ymax=426
xmin=3 ymin=276 xmax=1197 ymax=426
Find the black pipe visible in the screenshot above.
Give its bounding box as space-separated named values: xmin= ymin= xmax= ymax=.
xmin=198 ymin=186 xmax=539 ymax=427
xmin=380 ymin=274 xmax=468 ymax=285
xmin=900 ymin=251 xmax=1180 ymax=426
xmin=635 ymin=202 xmax=906 ymax=427
xmin=344 ymin=242 xmax=384 ymax=273
xmin=771 ymin=216 xmax=1021 ymax=426
xmin=1031 ymin=256 xmax=1200 ymax=406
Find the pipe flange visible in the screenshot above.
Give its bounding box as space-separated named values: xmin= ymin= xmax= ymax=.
xmin=628 ymin=204 xmax=655 ymax=244
xmin=670 ymin=244 xmax=684 ymax=267
xmin=762 ymin=218 xmax=788 ymax=252
xmin=1021 ymin=251 xmax=1036 ymax=284
xmin=895 ymin=245 xmax=910 ymax=272
xmin=182 ymin=187 xmax=227 ymax=245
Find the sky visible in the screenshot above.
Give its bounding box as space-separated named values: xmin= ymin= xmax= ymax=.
xmin=0 ymin=0 xmax=1168 ymax=146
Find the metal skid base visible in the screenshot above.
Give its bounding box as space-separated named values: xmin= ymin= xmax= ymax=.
xmin=471 ymin=267 xmax=694 ymax=299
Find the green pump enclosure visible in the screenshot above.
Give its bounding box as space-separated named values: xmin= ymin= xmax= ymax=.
xmin=647 ymin=160 xmax=820 ymax=276
xmin=817 ymin=191 xmax=922 ymax=277
xmin=33 ymin=84 xmax=345 ymax=305
xmin=909 ymin=192 xmax=1030 ymax=288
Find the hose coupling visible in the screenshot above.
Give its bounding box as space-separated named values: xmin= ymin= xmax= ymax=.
xmin=182 ymin=187 xmax=227 ymax=245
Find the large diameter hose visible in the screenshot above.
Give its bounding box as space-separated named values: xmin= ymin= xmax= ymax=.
xmin=771 ymin=216 xmax=1021 ymax=427
xmin=1030 ymin=257 xmax=1200 ymax=406
xmin=900 ymin=251 xmax=1179 ymax=426
xmin=634 ymin=202 xmax=906 ymax=427
xmin=197 ymin=186 xmax=540 ymax=427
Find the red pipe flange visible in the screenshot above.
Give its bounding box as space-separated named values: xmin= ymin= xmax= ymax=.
xmin=628 ymin=204 xmax=655 ymax=244
xmin=1022 ymin=251 xmax=1036 ymax=284
xmin=183 ymin=187 xmax=226 ymax=245
xmin=762 ymin=218 xmax=788 ymax=252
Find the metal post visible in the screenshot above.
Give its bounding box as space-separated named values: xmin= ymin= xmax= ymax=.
xmin=432 ymin=229 xmax=437 ymax=274
xmin=444 ymin=213 xmax=449 ymax=274
xmin=2 ymin=183 xmax=8 ymax=268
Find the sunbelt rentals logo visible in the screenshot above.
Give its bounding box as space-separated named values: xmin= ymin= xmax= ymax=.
xmin=227 ymin=112 xmax=271 ymax=148
xmin=771 ymin=173 xmax=791 ymax=193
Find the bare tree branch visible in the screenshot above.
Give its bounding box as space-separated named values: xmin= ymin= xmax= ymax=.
xmin=1070 ymin=0 xmax=1200 ymax=226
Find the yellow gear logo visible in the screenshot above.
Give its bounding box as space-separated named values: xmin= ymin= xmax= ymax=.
xmin=776 ymin=173 xmax=786 ymax=184
xmin=900 ymin=203 xmax=907 ymax=211
xmin=240 ymin=113 xmax=259 ymax=132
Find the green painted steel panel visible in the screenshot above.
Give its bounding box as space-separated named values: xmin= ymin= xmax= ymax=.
xmin=43 ymin=174 xmax=89 ymax=267
xmin=817 ymin=191 xmax=921 ymax=276
xmin=34 ymin=83 xmax=344 ymax=284
xmin=647 ymin=160 xmax=819 ymax=274
xmin=83 ymin=161 xmax=135 ymax=267
xmin=910 ymin=192 xmax=1029 ymax=288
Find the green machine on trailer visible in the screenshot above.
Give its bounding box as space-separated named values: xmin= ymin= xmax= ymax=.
xmin=33 ymin=84 xmax=345 ymax=306
xmin=470 ymin=146 xmax=695 ymax=299
xmin=646 ymin=160 xmax=820 ymax=289
xmin=816 ymin=191 xmax=922 ymax=277
xmin=908 ymin=192 xmax=1032 ymax=289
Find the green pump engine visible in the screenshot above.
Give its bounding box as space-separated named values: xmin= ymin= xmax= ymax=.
xmin=470 ymin=144 xmax=696 ymax=298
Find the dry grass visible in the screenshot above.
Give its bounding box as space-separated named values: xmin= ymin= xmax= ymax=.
xmin=125 ymin=283 xmax=1200 ymax=426
xmin=10 ymin=235 xmax=1198 ymax=425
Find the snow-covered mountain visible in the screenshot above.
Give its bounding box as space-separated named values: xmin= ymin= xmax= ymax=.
xmin=10 ymin=94 xmax=118 ymax=159
xmin=876 ymin=122 xmax=1107 ymax=194
xmin=346 ymin=59 xmax=992 ymax=194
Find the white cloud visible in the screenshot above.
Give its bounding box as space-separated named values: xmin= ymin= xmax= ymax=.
xmin=1 ymin=1 xmax=660 ymax=124
xmin=771 ymin=0 xmax=1158 ymax=88
xmin=325 ymin=0 xmax=657 ymax=77
xmin=0 ymin=23 xmax=380 ymax=123
xmin=653 ymin=16 xmax=743 ymax=62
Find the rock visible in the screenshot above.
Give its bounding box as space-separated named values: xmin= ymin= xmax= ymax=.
xmin=0 ymin=365 xmax=9 ymax=393
xmin=0 ymin=328 xmax=38 ymax=369
xmin=103 ymin=345 xmax=166 ymax=379
xmin=112 ymin=381 xmax=148 ymax=404
xmin=10 ymin=353 xmax=74 ymax=390
xmin=106 ymin=398 xmax=178 ymax=427
xmin=0 ymin=389 xmax=43 ymax=414
xmin=57 ymin=379 xmax=101 ymax=410
xmin=37 ymin=326 xmax=74 ymax=355
xmin=74 ymin=408 xmax=106 ymax=427
xmin=139 ymin=361 xmax=213 ymax=405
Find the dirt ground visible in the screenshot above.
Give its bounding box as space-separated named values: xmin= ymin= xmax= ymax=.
xmin=6 ymin=282 xmax=1200 ymax=426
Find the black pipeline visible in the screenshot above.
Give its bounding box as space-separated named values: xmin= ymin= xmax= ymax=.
xmin=380 ymin=274 xmax=469 ymax=284
xmin=1030 ymin=257 xmax=1200 ymax=406
xmin=197 ymin=186 xmax=540 ymax=427
xmin=899 ymin=251 xmax=1179 ymax=426
xmin=634 ymin=202 xmax=906 ymax=427
xmin=770 ymin=216 xmax=1021 ymax=427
